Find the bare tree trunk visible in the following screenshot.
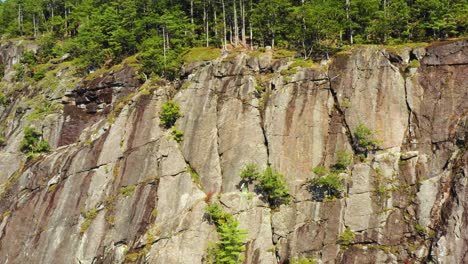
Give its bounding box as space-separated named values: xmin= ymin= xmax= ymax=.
xmin=346 ymin=0 xmax=353 ymax=44
xmin=383 ymin=0 xmax=387 ymax=42
xmin=162 ymin=27 xmax=167 ymax=75
xmin=18 ymin=4 xmax=22 ymax=35
xmin=222 ymin=0 xmax=227 ymax=50
xmin=166 ymin=30 xmax=170 ymax=49
xmin=64 ymin=8 xmax=68 ymax=37
xmin=190 ymin=0 xmax=194 ymax=28
xmin=272 ymin=34 xmax=275 ymax=49
xmin=203 ymin=0 xmax=209 ymax=47
xmin=249 ymin=0 xmax=253 ymax=49
xmin=206 ymin=8 xmax=209 ymax=47
xmin=214 ymin=7 xmax=218 ymax=38
xmin=240 ymin=0 xmax=246 ymax=46
xmin=33 ymin=14 xmax=37 ymax=37
xmin=233 ymin=0 xmax=238 ymax=46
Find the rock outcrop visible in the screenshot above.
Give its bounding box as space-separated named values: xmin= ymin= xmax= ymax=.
xmin=0 ymin=39 xmax=466 ymax=264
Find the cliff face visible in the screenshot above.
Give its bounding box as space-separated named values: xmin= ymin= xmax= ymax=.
xmin=0 ymin=39 xmax=466 ymax=264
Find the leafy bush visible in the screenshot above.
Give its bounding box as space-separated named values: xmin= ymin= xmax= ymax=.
xmin=414 ymin=224 xmax=434 ymax=238
xmin=308 ymin=173 xmax=344 ymax=201
xmin=120 ymin=185 xmax=136 ymax=197
xmin=20 ymin=51 xmax=37 ymax=65
xmin=20 ymin=127 xmax=50 ymax=157
xmin=353 ymin=123 xmax=381 ymax=154
xmin=311 ymin=166 xmax=327 ymax=176
xmin=238 ymin=165 xmax=291 ymax=207
xmin=13 ymin=63 xmax=25 ymax=81
xmin=408 ymin=59 xmax=420 ymax=68
xmin=160 ymin=100 xmax=182 ymax=129
xmin=170 ymin=126 xmax=184 ymax=143
xmin=27 ymin=99 xmax=62 ymax=122
xmin=258 ymin=167 xmax=291 ymax=207
xmin=205 ymin=202 xmax=233 ymax=226
xmin=0 ymin=92 xmax=7 ymax=106
xmin=32 ymin=68 xmax=46 ymax=81
xmin=332 ymin=151 xmax=353 ymax=172
xmin=0 ymin=64 xmax=5 ymax=79
xmin=290 ymin=258 xmax=317 ymax=264
xmin=0 ymin=135 xmax=6 ymax=146
xmin=80 ymin=208 xmax=98 ymax=234
xmin=338 ymin=227 xmax=355 ymax=248
xmin=205 ymin=202 xmax=247 ymax=264
xmin=187 ymin=165 xmax=202 ymax=188
xmin=239 ymin=164 xmax=261 ymax=184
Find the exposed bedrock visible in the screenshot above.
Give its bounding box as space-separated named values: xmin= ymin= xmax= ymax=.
xmin=0 ymin=39 xmax=466 ymax=263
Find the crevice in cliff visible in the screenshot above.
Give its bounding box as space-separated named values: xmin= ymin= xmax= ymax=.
xmin=424 ymin=62 xmax=468 ymax=67
xmin=326 ymin=73 xmax=354 ymax=148
xmin=259 ymin=103 xmax=270 ymax=166
xmin=403 ymin=74 xmax=420 ymax=150
xmin=215 ymin=94 xmax=225 ymax=193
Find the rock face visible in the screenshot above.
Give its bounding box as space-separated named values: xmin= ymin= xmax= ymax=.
xmin=0 ymin=39 xmax=466 ymax=264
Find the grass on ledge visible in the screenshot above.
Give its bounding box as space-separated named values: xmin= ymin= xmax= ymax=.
xmin=182 ymin=47 xmax=221 ymax=63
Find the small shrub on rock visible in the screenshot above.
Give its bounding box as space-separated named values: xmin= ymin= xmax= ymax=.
xmin=160 ymin=100 xmax=182 ymax=129
xmin=338 ymin=227 xmax=355 ymax=248
xmin=311 ymin=166 xmax=327 ymax=176
xmin=239 ymin=163 xmax=260 ymax=184
xmin=20 ymin=127 xmax=50 ymax=157
xmin=239 ymin=164 xmax=291 ymax=207
xmin=290 ymin=257 xmax=317 ymax=264
xmin=0 ymin=64 xmax=5 ymax=79
xmin=204 ymin=202 xmax=247 ymax=264
xmin=353 ymin=123 xmax=381 ymax=155
xmin=308 ymin=173 xmax=344 ymax=201
xmin=170 ymin=126 xmax=184 ymax=142
xmin=258 ymin=167 xmax=291 ymax=207
xmin=0 ymin=135 xmax=6 ymax=146
xmin=332 ymin=151 xmax=353 ymax=172
xmin=0 ymin=92 xmax=7 ymax=106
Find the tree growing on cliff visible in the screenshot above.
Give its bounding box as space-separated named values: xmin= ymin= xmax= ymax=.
xmin=239 ymin=165 xmax=291 ymax=207
xmin=353 ymin=123 xmax=381 ymax=155
xmin=159 ymin=100 xmax=182 ymax=129
xmin=20 ymin=127 xmax=50 ymax=157
xmin=204 ymin=202 xmax=247 ymax=264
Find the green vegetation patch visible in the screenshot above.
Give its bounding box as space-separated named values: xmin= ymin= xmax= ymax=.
xmin=187 ymin=165 xmax=202 ymax=189
xmin=273 ymin=49 xmax=296 ymax=59
xmin=338 ymin=227 xmax=355 ymax=248
xmin=20 ymin=127 xmax=50 ymax=157
xmin=332 ymin=151 xmax=353 ymax=173
xmin=408 ymin=59 xmax=421 ymax=68
xmin=170 ymin=126 xmax=184 ymax=143
xmin=290 ymin=258 xmax=317 ymax=264
xmin=414 ymin=224 xmax=435 ymax=238
xmin=80 ymin=208 xmax=98 ymax=234
xmin=353 ymin=123 xmax=381 ymax=155
xmin=308 ymin=172 xmax=345 ymax=201
xmin=0 ymin=92 xmax=7 ymax=106
xmin=308 ymin=151 xmax=351 ymax=201
xmin=26 ymin=96 xmax=63 ymax=122
xmin=204 ymin=202 xmax=247 ymax=264
xmin=160 ymin=100 xmax=182 ymax=129
xmin=182 ymin=47 xmax=221 ymax=63
xmin=239 ymin=164 xmax=291 ymax=207
xmin=120 ymin=185 xmax=136 ymax=197
xmin=289 ymin=58 xmax=318 ymax=69
xmin=384 ymin=42 xmax=428 ymax=52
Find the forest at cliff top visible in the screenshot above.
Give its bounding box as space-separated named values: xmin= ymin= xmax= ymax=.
xmin=0 ymin=0 xmax=467 ymax=77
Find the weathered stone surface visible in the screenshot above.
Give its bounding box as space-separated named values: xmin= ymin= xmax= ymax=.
xmin=330 ymin=46 xmax=409 ymax=150
xmin=0 ymin=40 xmax=466 ymax=264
